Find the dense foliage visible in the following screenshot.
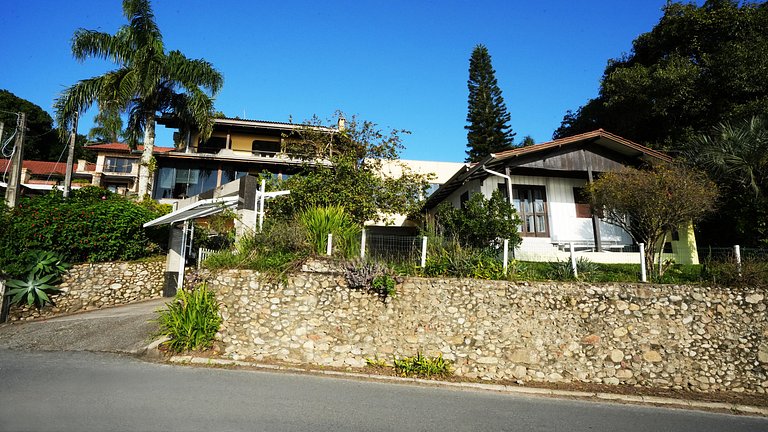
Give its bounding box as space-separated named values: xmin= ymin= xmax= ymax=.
xmin=434 ymin=190 xmax=522 ymax=249
xmin=465 ymin=45 xmax=515 ymax=162
xmin=587 ymin=163 xmax=718 ymax=276
xmin=157 ymin=284 xmax=222 ymax=353
xmin=555 ymin=1 xmax=768 ymax=152
xmin=270 ymin=114 xmax=430 ymax=224
xmin=0 ymin=89 xmax=92 ymax=162
xmin=686 ymin=116 xmax=768 ymax=246
xmin=0 ymin=187 xmax=169 ymax=275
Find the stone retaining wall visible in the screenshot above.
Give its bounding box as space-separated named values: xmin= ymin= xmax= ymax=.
xmin=8 ymin=260 xmax=165 ymax=321
xmin=207 ymin=269 xmax=768 ymax=394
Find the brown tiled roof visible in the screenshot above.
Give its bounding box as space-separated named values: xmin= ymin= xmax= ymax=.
xmin=85 ymin=142 xmax=174 ymax=153
xmin=0 ymin=160 xmax=94 ymax=176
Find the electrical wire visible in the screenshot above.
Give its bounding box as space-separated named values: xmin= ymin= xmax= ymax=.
xmin=45 ymin=133 xmax=71 ymax=184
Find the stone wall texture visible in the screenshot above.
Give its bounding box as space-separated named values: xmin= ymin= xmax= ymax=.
xmin=208 ymin=268 xmax=768 ymax=394
xmin=9 ymin=260 xmax=165 ymax=321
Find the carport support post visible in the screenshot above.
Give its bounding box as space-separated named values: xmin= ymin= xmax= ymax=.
xmin=177 ymin=220 xmax=189 ymax=291
xmin=163 ymin=223 xmax=184 ymax=297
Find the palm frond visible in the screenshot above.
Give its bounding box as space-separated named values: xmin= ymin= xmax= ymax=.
xmin=72 ymin=29 xmax=131 ymax=64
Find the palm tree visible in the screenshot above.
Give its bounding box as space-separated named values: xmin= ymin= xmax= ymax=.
xmin=55 ymin=0 xmax=223 ymax=199
xmin=87 ymin=104 xmax=125 ymax=143
xmin=689 ymin=116 xmax=768 ymax=198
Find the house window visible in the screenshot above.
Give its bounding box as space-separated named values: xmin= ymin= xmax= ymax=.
xmin=198 ymin=136 xmax=227 ymax=153
xmin=104 ymin=157 xmax=133 ymax=173
xmin=460 ymin=191 xmax=470 ymax=209
xmin=573 ymin=187 xmax=592 ymax=218
xmin=153 ymin=166 xmax=218 ymax=199
xmin=512 ymin=185 xmax=549 ymax=237
xmin=252 ymin=140 xmax=281 ymax=156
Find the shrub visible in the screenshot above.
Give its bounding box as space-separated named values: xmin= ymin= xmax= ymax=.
xmin=344 ymin=258 xmax=396 ymax=298
xmin=299 ymin=206 xmax=359 ymax=257
xmin=202 ymin=218 xmax=309 ymax=275
xmin=157 ymin=284 xmax=222 ymax=353
xmin=0 ymin=187 xmax=168 ymax=271
xmin=434 ymin=190 xmax=522 ymax=249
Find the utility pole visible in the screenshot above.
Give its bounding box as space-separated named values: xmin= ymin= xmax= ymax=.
xmin=63 ymin=113 xmax=78 ymax=198
xmin=5 ymin=112 xmax=25 ymax=208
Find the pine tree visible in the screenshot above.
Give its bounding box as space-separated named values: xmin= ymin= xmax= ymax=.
xmin=465 ymin=44 xmax=515 ymax=162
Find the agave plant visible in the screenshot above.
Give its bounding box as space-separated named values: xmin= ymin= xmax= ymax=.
xmin=5 ymin=273 xmax=62 ymax=308
xmin=24 ymin=251 xmax=71 ymax=278
xmin=4 ymin=250 xmax=69 ymax=309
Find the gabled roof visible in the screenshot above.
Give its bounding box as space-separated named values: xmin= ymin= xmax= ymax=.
xmin=490 ymin=129 xmax=671 ymax=163
xmin=423 ymin=129 xmax=672 ymax=210
xmin=84 ymin=142 xmax=175 ymax=153
xmin=0 ymin=159 xmax=95 ymax=176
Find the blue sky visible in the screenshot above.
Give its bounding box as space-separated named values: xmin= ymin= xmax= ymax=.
xmin=1 ymin=1 xmax=698 ymax=162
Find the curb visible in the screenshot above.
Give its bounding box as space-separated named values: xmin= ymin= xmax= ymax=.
xmin=166 ymin=355 xmax=768 ymax=417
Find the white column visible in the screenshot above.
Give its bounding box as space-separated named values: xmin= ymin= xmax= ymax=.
xmin=258 ymin=179 xmax=266 ymax=232
xmin=420 ymin=236 xmax=428 ymax=268
xmin=639 ymin=243 xmax=647 ymax=283
xmin=326 ymin=233 xmax=333 ymax=256
xmin=734 ymin=245 xmax=742 ymax=277
xmin=360 ymin=229 xmax=367 ymax=259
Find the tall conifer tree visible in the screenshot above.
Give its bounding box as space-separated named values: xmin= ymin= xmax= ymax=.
xmin=465 ymin=44 xmax=515 ymax=162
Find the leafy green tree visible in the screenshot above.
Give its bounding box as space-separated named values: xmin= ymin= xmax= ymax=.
xmin=435 ymin=190 xmax=522 ymax=250
xmin=54 ymin=0 xmax=223 ymax=199
xmin=555 ymin=1 xmax=768 ymax=151
xmin=587 ymin=163 xmax=718 ymax=277
xmin=686 ymin=116 xmax=768 ymax=246
xmin=0 ymin=90 xmax=59 ymax=161
xmin=269 ymin=114 xmax=430 ymax=225
xmin=465 ymin=45 xmax=515 ymax=162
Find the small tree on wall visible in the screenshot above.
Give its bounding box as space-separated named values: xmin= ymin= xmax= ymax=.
xmin=586 ymin=163 xmax=717 ymax=277
xmin=435 ymin=190 xmax=522 ymax=249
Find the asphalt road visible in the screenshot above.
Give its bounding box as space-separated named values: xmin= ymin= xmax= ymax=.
xmin=0 ymin=349 xmax=766 ymax=432
xmin=0 ymin=299 xmax=166 ymax=352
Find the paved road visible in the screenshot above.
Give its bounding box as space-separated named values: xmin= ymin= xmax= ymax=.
xmin=0 ymin=299 xmax=167 ymax=352
xmin=1 ymin=350 xmax=765 ymax=432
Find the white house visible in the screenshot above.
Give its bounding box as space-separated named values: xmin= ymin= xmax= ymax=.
xmin=423 ymin=129 xmax=699 ymax=264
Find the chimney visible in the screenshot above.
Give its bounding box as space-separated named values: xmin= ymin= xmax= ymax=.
xmin=337 ymin=115 xmax=346 ymax=132
xmin=76 ymin=159 xmax=87 ymax=172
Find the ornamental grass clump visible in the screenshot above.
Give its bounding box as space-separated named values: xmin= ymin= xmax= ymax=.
xmin=157 ymin=284 xmax=222 ymax=353
xmin=299 ymin=206 xmax=360 ymax=257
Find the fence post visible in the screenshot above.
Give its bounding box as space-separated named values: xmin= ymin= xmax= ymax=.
xmin=420 ymin=236 xmax=428 ymax=268
xmin=327 ymin=233 xmax=333 ymax=256
xmin=503 ymin=239 xmax=509 ymax=275
xmin=0 ymin=279 xmax=8 ymax=323
xmin=360 ymin=229 xmax=367 ymax=259
xmin=734 ymin=244 xmax=742 ymax=277
xmin=569 ymin=242 xmax=578 ymax=278
xmin=639 ymin=243 xmax=647 ymax=283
